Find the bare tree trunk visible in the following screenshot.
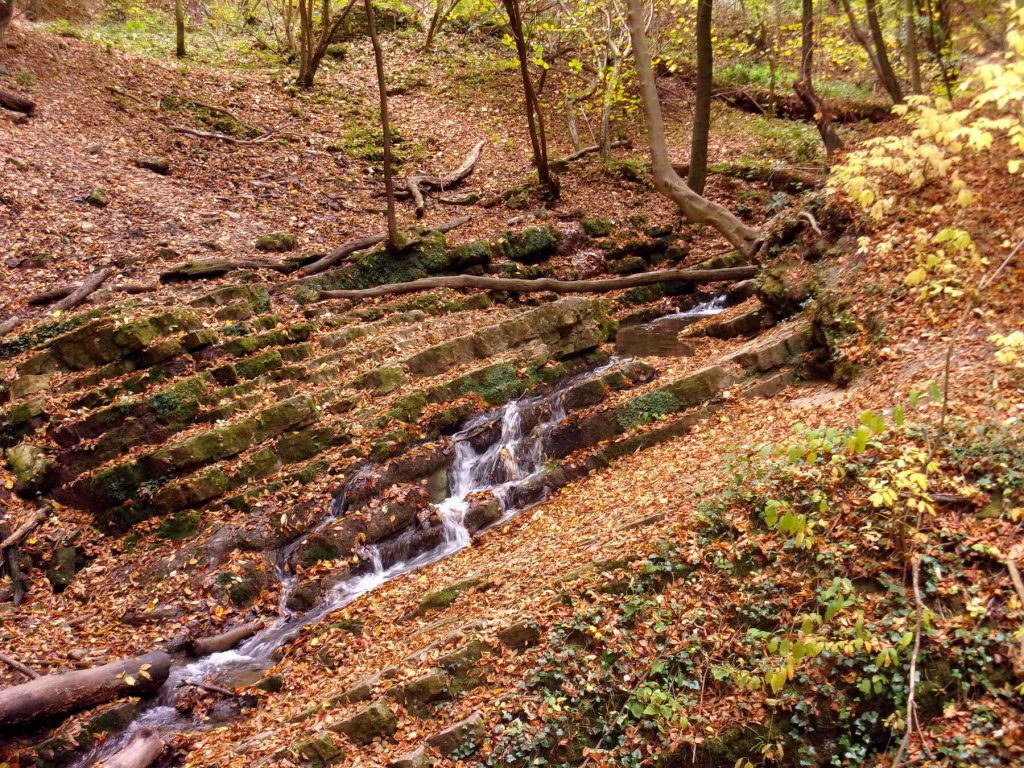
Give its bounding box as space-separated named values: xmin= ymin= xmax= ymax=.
xmin=599 ymin=43 xmax=622 ymax=158
xmin=904 ymin=0 xmax=922 ymax=92
xmin=840 ymin=0 xmax=895 ymax=101
xmin=689 ymin=0 xmax=714 ymax=194
xmin=365 ymin=0 xmax=399 ymax=250
xmin=794 ymin=0 xmax=843 ymax=159
xmin=865 ymin=0 xmax=904 ymax=102
xmin=624 ymin=0 xmax=760 ymax=256
xmin=565 ymin=96 xmax=582 ymax=152
xmin=297 ymin=0 xmax=314 ymax=86
xmin=175 ymin=0 xmax=187 ymax=57
xmin=1 ymin=0 xmax=14 ymax=43
xmin=502 ymin=0 xmax=558 ymax=198
xmin=424 ymin=0 xmax=459 ymax=50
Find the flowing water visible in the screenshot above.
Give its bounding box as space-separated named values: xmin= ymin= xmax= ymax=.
xmin=78 ymin=366 xmax=585 ymax=765
xmin=79 ymin=296 xmax=729 ymax=765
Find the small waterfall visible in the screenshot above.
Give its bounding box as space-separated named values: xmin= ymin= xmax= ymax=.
xmin=80 ymin=371 xmax=582 ymax=767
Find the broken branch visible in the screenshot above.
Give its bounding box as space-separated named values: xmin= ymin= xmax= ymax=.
xmin=0 ymin=652 xmax=39 ymax=680
xmin=319 ymin=265 xmax=757 ymax=301
xmin=0 ymin=89 xmax=36 ymax=116
xmin=402 ymin=140 xmax=485 ymax=218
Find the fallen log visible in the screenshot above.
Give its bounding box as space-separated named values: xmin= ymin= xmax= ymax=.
xmin=28 ymin=281 xmax=158 ymax=306
xmin=550 ymin=139 xmax=631 ymax=170
xmin=160 ymin=257 xmax=294 ymax=283
xmin=0 ymin=650 xmax=171 ymax=729
xmin=671 ymin=161 xmax=824 ymax=194
xmin=0 ymin=509 xmax=46 ymax=550
xmin=102 ymin=726 xmax=165 ymax=768
xmin=711 ymin=85 xmax=892 ymax=123
xmin=296 ymin=214 xmax=471 ymax=280
xmin=320 ymin=265 xmax=758 ymax=301
xmin=0 ymin=89 xmax=35 ymax=116
xmin=401 ymin=139 xmax=485 ymax=218
xmin=186 ymin=621 xmax=262 ymax=657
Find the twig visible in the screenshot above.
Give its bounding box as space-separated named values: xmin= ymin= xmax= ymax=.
xmin=0 ymin=652 xmax=39 ymax=679
xmin=893 ymin=556 xmax=924 ymax=768
xmin=798 ymin=210 xmax=823 ymax=237
xmin=0 ymin=510 xmax=46 ymax=550
xmin=177 ymin=679 xmax=238 ymax=697
xmin=169 ymin=123 xmax=290 ymax=146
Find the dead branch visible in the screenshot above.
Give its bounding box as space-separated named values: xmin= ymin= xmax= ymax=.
xmin=0 ymin=89 xmax=36 ymax=116
xmin=320 ymin=265 xmax=757 ymax=301
xmin=177 ymin=678 xmax=238 ymax=696
xmin=102 ymin=726 xmax=164 ymax=768
xmin=893 ymin=556 xmax=924 ymax=768
xmin=550 ymin=139 xmax=631 ymax=169
xmin=52 ymin=267 xmax=115 ymax=313
xmin=296 ymin=215 xmax=472 ymax=280
xmin=402 ymin=140 xmax=485 ymax=218
xmin=0 ymin=510 xmax=46 ymax=550
xmin=0 ymin=652 xmax=39 ymax=680
xmin=168 ymin=124 xmax=289 ymax=145
xmin=671 ymin=161 xmax=824 ymax=193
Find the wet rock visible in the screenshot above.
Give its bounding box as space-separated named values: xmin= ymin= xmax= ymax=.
xmin=354 ymin=365 xmax=406 ymax=395
xmin=700 ymin=306 xmax=771 ymax=339
xmin=26 ymin=701 xmax=137 ymax=767
xmin=389 ymin=745 xmax=431 ymax=768
xmin=615 ymin=318 xmax=695 ymax=357
xmin=464 ymin=493 xmax=502 ymax=533
xmin=254 ymin=675 xmax=284 ymax=693
xmin=328 ymin=699 xmax=397 ymax=745
xmin=498 ymin=620 xmax=541 ymax=651
xmin=6 ymin=443 xmax=56 ymax=495
xmin=725 ymin=323 xmax=810 ymax=372
xmin=255 ymin=231 xmax=298 ymax=252
xmin=545 ymin=409 xmax=619 ymax=459
xmin=47 ymin=546 xmax=81 ymax=592
xmin=756 ymin=258 xmax=815 ymax=315
xmin=134 ymin=155 xmax=171 ymax=175
xmin=426 ymin=711 xmax=485 ymax=756
xmin=85 ymin=188 xmax=109 ymax=208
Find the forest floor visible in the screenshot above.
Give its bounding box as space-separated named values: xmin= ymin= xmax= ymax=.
xmin=2 ymin=13 xmax=1023 ymax=768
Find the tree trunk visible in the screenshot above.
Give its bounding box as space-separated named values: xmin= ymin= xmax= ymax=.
xmin=0 ymin=651 xmax=172 ymax=729
xmin=904 ymin=0 xmax=922 ymax=93
xmin=794 ymin=0 xmax=843 ymax=159
xmin=502 ymin=0 xmax=558 ymax=199
xmin=689 ymin=0 xmax=714 ymax=194
xmin=865 ymin=0 xmax=904 ymax=103
xmin=0 ymin=0 xmax=13 ymax=44
xmin=186 ymin=621 xmax=263 ymax=657
xmin=320 ymin=266 xmax=758 ymax=301
xmin=103 ymin=727 xmax=164 ymax=768
xmin=839 ymin=0 xmax=898 ymax=102
xmin=297 ymin=0 xmax=314 ymax=87
xmin=424 ymin=0 xmax=459 ymax=50
xmin=365 ymin=0 xmax=399 ymax=250
xmin=0 ymin=89 xmax=36 ymax=115
xmin=174 ymin=0 xmax=187 ymax=58
xmin=624 ymin=0 xmax=760 ymax=257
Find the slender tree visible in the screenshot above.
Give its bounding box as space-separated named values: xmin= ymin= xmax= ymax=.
xmin=423 ymin=0 xmax=462 ymax=51
xmin=174 ymin=0 xmax=187 ymax=58
xmin=688 ymin=0 xmax=714 ymax=194
xmin=501 ymin=0 xmax=558 ymax=198
xmin=1 ymin=0 xmax=14 ymax=44
xmin=839 ymin=0 xmax=903 ymax=103
xmin=794 ymin=0 xmax=843 ymax=158
xmin=864 ymin=0 xmax=904 ymax=102
xmin=297 ymin=0 xmax=359 ymax=87
xmin=624 ymin=0 xmax=760 ymax=257
xmin=904 ymin=0 xmax=922 ymax=93
xmin=365 ymin=0 xmax=399 ymax=250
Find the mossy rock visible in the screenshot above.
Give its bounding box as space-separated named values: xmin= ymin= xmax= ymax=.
xmin=581 ymin=217 xmax=615 ymax=238
xmin=287 ymin=731 xmax=345 ymax=767
xmin=449 ymin=239 xmax=492 ymax=269
xmin=325 ymin=42 xmax=348 ymax=59
xmin=5 ymin=443 xmax=56 ymax=495
xmin=85 ymin=188 xmax=109 ymax=208
xmin=495 ymin=226 xmax=558 ymax=264
xmin=155 ymin=510 xmax=202 ymax=541
xmin=46 ymin=546 xmax=80 ymax=593
xmin=328 ymin=699 xmax=398 ymax=745
xmin=417 ymin=576 xmax=481 ymax=615
xmin=615 ymin=390 xmax=681 ymax=431
xmin=355 ymin=365 xmax=406 ymax=395
xmin=607 ymin=256 xmax=646 ymax=275
xmin=255 ymin=232 xmax=298 ymax=252
xmin=134 ymin=155 xmax=170 ymax=174
xmin=756 ymin=258 xmax=816 ymax=316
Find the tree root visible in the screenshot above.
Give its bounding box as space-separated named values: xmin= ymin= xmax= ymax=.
xmin=319 ymin=265 xmax=757 ymax=301
xmin=0 ymin=268 xmax=114 ymax=339
xmin=398 ymin=140 xmax=485 ymax=218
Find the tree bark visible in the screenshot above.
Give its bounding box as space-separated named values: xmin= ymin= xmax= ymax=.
xmin=624 ymin=0 xmax=760 ymax=256
xmin=865 ymin=0 xmax=904 ymax=103
xmin=0 ymin=89 xmax=36 ymax=116
xmin=295 ymin=215 xmax=470 ymax=279
xmin=365 ymin=0 xmax=400 ymax=250
xmin=52 ymin=267 xmax=115 ymax=312
xmin=0 ymin=651 xmax=172 ymax=729
xmin=839 ymin=0 xmax=900 ymax=103
xmin=689 ymin=0 xmax=714 ymax=194
xmin=103 ymin=727 xmax=165 ymax=768
xmin=320 ymin=265 xmax=758 ymax=301
xmin=174 ymin=0 xmax=187 ymax=58
xmin=794 ymin=0 xmax=843 ymax=159
xmin=0 ymin=652 xmax=39 ymax=680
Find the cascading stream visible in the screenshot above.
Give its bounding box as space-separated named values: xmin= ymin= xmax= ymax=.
xmin=79 ymin=295 xmax=728 ymax=766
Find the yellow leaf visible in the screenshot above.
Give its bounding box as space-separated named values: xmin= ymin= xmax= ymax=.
xmin=905 ymin=268 xmax=928 ymax=287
